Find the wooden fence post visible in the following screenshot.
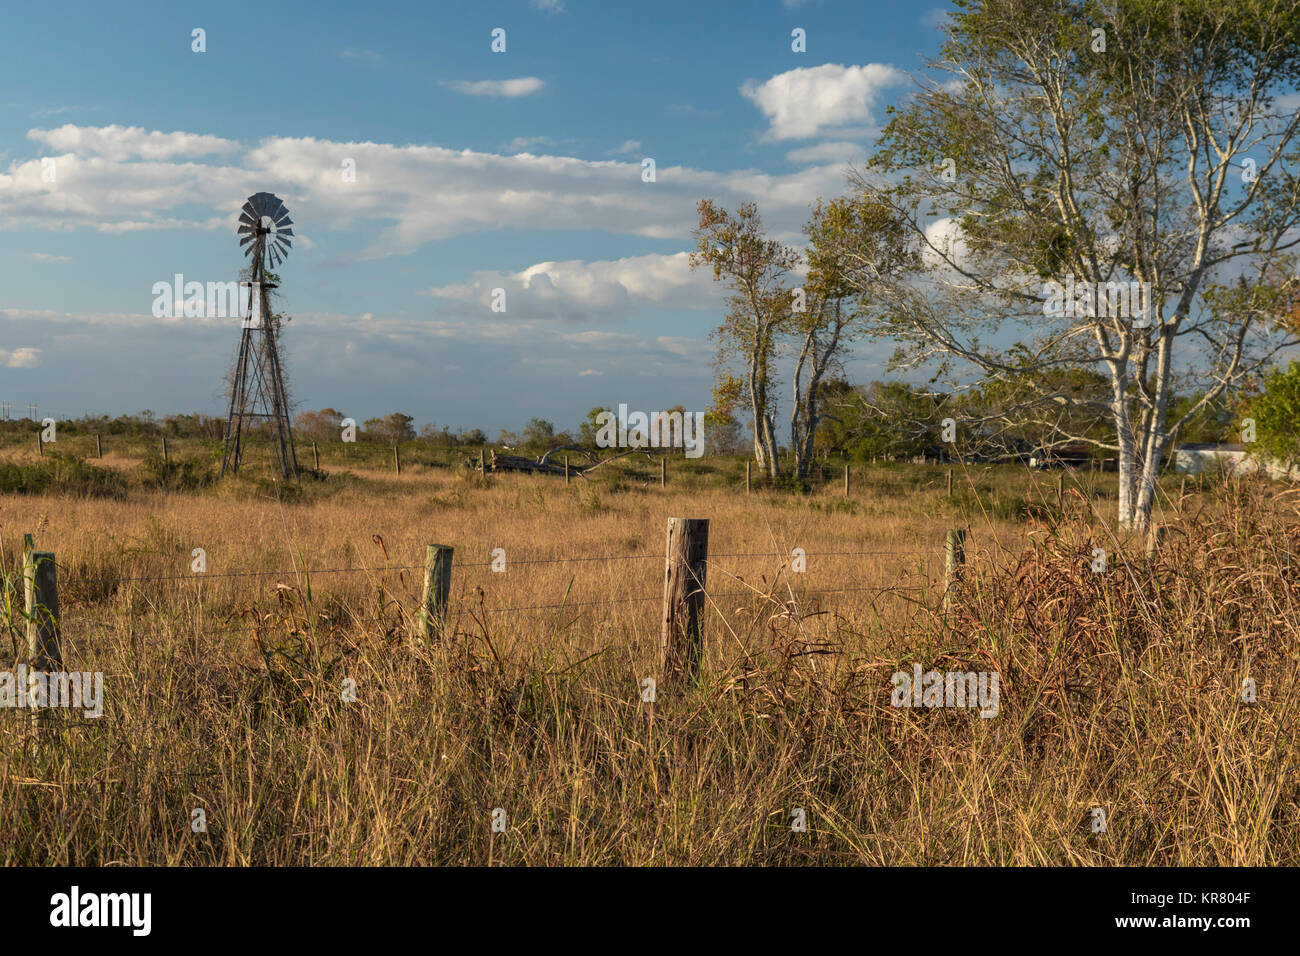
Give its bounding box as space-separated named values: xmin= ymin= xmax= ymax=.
xmin=746 ymin=461 xmax=751 ymax=494
xmin=95 ymin=432 xmax=102 ymax=458
xmin=24 ymin=537 xmax=61 ymax=733
xmin=394 ymin=444 xmax=401 ymax=475
xmin=844 ymin=464 xmax=850 ymax=498
xmin=661 ymin=457 xmax=666 ymax=488
xmin=162 ymin=436 xmax=169 ymax=466
xmin=947 ymin=469 xmax=953 ymax=497
xmin=480 ymin=449 xmax=487 ymax=476
xmin=36 ymin=432 xmax=42 ymax=457
xmin=419 ymin=545 xmax=454 ymax=641
xmin=313 ymin=440 xmax=319 ymax=470
xmin=944 ymin=528 xmax=967 ymax=606
xmin=565 ymin=456 xmax=570 ymax=485
xmin=661 ymin=517 xmax=709 ymax=680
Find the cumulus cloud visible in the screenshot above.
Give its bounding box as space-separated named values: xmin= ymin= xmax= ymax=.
xmin=923 ymin=217 xmax=971 ymax=269
xmin=741 ymin=63 xmax=906 ymax=139
xmin=440 ymin=77 xmax=546 ymax=97
xmin=0 ymin=124 xmax=853 ymax=252
xmin=27 ymin=124 xmax=239 ymax=161
xmin=0 ymin=347 xmax=40 ymax=367
xmin=421 ymin=252 xmax=721 ymax=321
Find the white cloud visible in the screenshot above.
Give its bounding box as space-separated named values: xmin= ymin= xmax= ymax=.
xmin=27 ymin=124 xmax=239 ymax=161
xmin=0 ymin=347 xmax=40 ymax=367
xmin=29 ymin=252 xmax=71 ymax=262
xmin=32 ymin=105 xmax=98 ymax=118
xmin=531 ymin=0 xmax=565 ymax=11
xmin=923 ymin=217 xmax=971 ymax=269
xmin=508 ymin=135 xmax=555 ymax=152
xmin=922 ymin=8 xmax=951 ymax=28
xmin=441 ymin=77 xmax=546 ymax=98
xmin=741 ymin=63 xmax=907 ymax=139
xmin=577 ymin=368 xmax=603 ymax=376
xmin=784 ymin=141 xmax=865 ymax=164
xmin=421 ymin=252 xmax=722 ymax=321
xmin=606 ymin=139 xmax=642 ymax=156
xmin=340 ymin=49 xmax=385 ymax=66
xmin=0 ymin=124 xmax=853 ymax=252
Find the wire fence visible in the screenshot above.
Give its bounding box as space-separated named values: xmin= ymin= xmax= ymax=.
xmin=36 ymin=542 xmax=953 ymax=624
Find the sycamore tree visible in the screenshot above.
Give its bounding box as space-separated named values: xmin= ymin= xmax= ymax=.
xmin=845 ymin=0 xmax=1300 ymax=530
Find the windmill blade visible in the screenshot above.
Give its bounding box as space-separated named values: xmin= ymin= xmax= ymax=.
xmin=248 ymin=191 xmax=277 ymax=213
xmin=262 ymin=197 xmax=286 ymax=221
xmin=278 ymin=236 xmax=293 ymax=249
xmin=273 ymin=208 xmax=293 ymax=226
xmin=277 ymin=227 xmax=294 ymax=238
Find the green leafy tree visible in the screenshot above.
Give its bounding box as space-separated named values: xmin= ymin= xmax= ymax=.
xmin=1246 ymin=362 xmax=1300 ymax=465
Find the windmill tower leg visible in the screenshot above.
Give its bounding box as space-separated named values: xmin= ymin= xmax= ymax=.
xmin=221 ymin=283 xmax=258 ymax=477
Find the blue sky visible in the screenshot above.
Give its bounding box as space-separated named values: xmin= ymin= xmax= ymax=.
xmin=0 ymin=0 xmax=950 ymax=433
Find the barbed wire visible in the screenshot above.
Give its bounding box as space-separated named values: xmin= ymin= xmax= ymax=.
xmin=53 ymin=547 xmax=946 ymax=587
xmin=68 ymin=580 xmax=929 ymax=629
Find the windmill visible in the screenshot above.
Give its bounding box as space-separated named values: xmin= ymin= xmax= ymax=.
xmin=221 ymin=192 xmax=299 ymax=480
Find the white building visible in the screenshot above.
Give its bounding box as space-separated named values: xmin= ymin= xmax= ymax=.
xmin=1174 ymin=443 xmax=1298 ymax=480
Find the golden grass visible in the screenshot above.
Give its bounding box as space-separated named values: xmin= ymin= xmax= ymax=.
xmin=0 ymin=452 xmax=1295 ymax=865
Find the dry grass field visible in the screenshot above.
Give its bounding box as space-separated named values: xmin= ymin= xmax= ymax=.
xmin=1 ymin=442 xmax=1297 ymax=865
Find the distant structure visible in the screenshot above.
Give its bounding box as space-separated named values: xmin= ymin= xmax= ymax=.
xmin=1174 ymin=442 xmax=1248 ymax=475
xmin=220 ymin=192 xmax=298 ymax=480
xmin=1175 ymin=442 xmax=1298 ymax=480
xmin=1029 ymin=442 xmax=1093 ymax=469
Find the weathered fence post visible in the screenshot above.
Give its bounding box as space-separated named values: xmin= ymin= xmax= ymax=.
xmin=661 ymin=517 xmax=709 ymax=680
xmin=947 ymin=469 xmax=953 ymax=497
xmin=944 ymin=528 xmax=967 ymax=608
xmin=746 ymin=461 xmax=751 ymax=494
xmin=844 ymin=464 xmax=850 ymax=498
xmin=25 ymin=544 xmax=61 ymax=671
xmin=162 ymin=436 xmax=169 ymax=466
xmin=394 ymin=444 xmax=401 ymax=475
xmin=23 ymin=535 xmax=61 ymax=734
xmin=313 ymin=440 xmax=319 ymax=470
xmin=660 ymin=457 xmax=666 ymax=488
xmin=565 ymin=456 xmax=570 ymax=485
xmin=95 ymin=432 xmax=102 ymax=458
xmin=36 ymin=432 xmax=42 ymax=457
xmin=418 ymin=545 xmax=454 ymax=641
xmin=480 ymin=449 xmax=487 ymax=476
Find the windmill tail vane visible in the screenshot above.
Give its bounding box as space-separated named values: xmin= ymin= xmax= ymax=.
xmin=221 ymin=192 xmax=299 ymax=480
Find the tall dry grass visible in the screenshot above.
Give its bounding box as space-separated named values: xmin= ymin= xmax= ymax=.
xmin=0 ymin=456 xmax=1296 ymax=864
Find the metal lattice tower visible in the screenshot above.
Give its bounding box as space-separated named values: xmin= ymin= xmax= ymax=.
xmin=221 ymin=192 xmax=298 ymax=480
